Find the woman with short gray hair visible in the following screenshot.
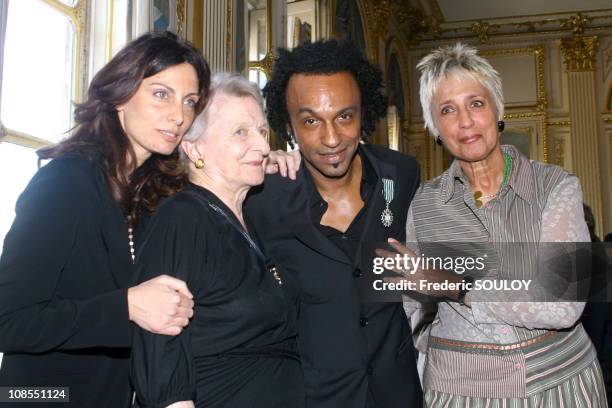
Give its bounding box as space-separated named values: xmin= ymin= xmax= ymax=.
xmin=392 ymin=43 xmax=607 ymax=406
xmin=131 ymin=73 xmax=305 ymax=408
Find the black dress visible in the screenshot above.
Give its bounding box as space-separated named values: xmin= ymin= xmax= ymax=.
xmin=131 ymin=184 xmax=305 ymax=408
xmin=0 ymin=156 xmax=135 ymax=407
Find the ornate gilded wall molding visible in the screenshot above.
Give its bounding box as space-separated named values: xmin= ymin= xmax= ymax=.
xmin=504 ymin=111 xmax=547 ymax=119
xmin=226 ymin=0 xmax=232 ymax=70
xmin=364 ymin=0 xmax=393 ymax=38
xmin=481 ymin=46 xmax=547 ymax=110
xmin=105 ymin=0 xmax=114 ymax=61
xmin=560 ymin=12 xmax=592 ymax=36
xmin=547 ymin=120 xmax=572 ymax=126
xmin=249 ymin=51 xmax=275 ymax=80
xmin=605 ymin=46 xmax=612 ymax=80
xmin=560 ymin=36 xmax=598 ymax=71
xmin=394 ymin=2 xmax=431 ymax=42
xmin=414 ymin=12 xmax=612 ymax=44
xmin=361 ymin=0 xmax=393 ymax=59
xmin=471 ymin=21 xmax=499 ymax=43
xmin=176 ymin=0 xmax=186 ymax=37
xmin=247 ymin=0 xmax=274 ymax=78
xmin=190 ymin=1 xmax=204 ymax=51
xmin=504 ymin=111 xmax=549 ymax=162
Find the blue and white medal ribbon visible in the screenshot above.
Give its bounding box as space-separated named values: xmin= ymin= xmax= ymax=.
xmin=381 ymin=178 xmax=394 ymax=227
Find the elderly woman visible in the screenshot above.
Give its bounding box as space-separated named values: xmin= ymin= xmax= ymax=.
xmin=130 ymin=73 xmax=305 ymax=408
xmin=395 ymin=43 xmax=607 ymax=406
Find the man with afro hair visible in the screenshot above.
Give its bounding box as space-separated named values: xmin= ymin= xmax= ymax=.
xmin=245 ymin=39 xmax=422 ymax=407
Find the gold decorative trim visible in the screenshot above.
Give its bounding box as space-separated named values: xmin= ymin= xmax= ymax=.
xmin=191 ymin=0 xmax=203 ymax=51
xmin=481 ymin=46 xmax=547 ymax=110
xmin=362 ymin=0 xmax=393 ymax=60
xmin=226 ymin=0 xmax=233 ymax=71
xmin=607 ymin=79 xmax=612 ymax=110
xmin=547 ymin=120 xmax=571 ymax=126
xmin=504 ymin=111 xmax=546 ymax=119
xmin=427 ymin=24 xmax=612 ymax=44
xmin=504 ymin=111 xmax=548 ymax=163
xmin=442 ymin=9 xmax=612 ymax=24
xmin=503 ymin=124 xmax=535 ymax=157
xmin=249 ymin=51 xmax=275 ymax=80
xmin=266 ymin=0 xmax=272 ymax=53
xmin=105 ymin=0 xmax=114 ymax=61
xmin=247 ymin=0 xmax=273 ymax=77
xmin=560 ymin=12 xmax=592 ymax=36
xmin=471 ymin=21 xmax=498 ymax=43
xmin=407 ymin=123 xmax=425 ymax=133
xmin=176 ymin=0 xmax=186 ymax=37
xmin=415 ymin=12 xmax=612 ymax=44
xmin=395 ymin=3 xmax=431 ymax=42
xmin=387 ymin=106 xmax=399 ymax=151
xmin=560 ymin=36 xmax=598 ymax=71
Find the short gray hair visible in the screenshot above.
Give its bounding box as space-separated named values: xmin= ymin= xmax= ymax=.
xmin=182 ymin=72 xmax=264 ymax=145
xmin=417 ymin=43 xmax=504 ymax=137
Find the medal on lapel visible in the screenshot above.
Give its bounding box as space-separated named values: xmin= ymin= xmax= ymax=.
xmin=381 ymin=178 xmax=394 ymax=227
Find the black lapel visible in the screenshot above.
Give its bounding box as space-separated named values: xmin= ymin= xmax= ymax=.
xmin=283 ymin=165 xmax=352 ymax=266
xmin=353 ymin=144 xmax=398 ymax=269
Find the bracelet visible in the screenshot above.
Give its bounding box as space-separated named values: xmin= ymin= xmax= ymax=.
xmin=457 ymin=275 xmax=474 ymax=305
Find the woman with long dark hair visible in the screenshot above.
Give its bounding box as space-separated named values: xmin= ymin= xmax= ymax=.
xmin=0 ymin=31 xmax=210 ymax=407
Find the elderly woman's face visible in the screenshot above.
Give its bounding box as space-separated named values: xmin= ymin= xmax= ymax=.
xmin=198 ymin=94 xmax=270 ymax=190
xmin=433 ymin=74 xmax=499 ymax=162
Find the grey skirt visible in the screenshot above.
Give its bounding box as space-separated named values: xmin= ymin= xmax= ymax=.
xmin=424 ymin=358 xmax=608 ymax=407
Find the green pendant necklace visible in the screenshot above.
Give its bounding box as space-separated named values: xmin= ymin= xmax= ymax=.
xmin=473 ymin=152 xmax=512 ymax=208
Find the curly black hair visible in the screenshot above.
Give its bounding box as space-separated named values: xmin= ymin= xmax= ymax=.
xmin=263 ymin=39 xmax=387 ymax=143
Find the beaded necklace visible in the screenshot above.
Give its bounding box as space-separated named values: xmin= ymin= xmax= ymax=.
xmin=473 ymin=152 xmax=512 ymax=208
xmin=127 ymin=216 xmax=135 ymax=263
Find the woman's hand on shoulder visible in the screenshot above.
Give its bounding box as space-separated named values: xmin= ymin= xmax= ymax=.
xmin=128 ymin=275 xmax=195 ymax=336
xmin=266 ymin=149 xmax=301 ymax=180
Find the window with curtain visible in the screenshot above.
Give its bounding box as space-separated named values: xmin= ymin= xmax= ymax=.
xmin=0 ymin=0 xmax=81 ymax=255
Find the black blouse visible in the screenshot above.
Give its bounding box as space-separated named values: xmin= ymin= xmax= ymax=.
xmin=131 ymin=184 xmax=304 ymax=408
xmin=0 ymin=156 xmax=134 ymax=407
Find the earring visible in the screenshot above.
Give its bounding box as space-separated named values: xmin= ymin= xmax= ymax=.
xmin=497 ymin=120 xmax=505 ymax=132
xmin=194 ymin=158 xmax=205 ymax=169
xmin=436 ymin=136 xmax=443 ymax=146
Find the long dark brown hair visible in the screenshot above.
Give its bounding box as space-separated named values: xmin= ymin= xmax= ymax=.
xmin=38 ymin=31 xmax=210 ymax=224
